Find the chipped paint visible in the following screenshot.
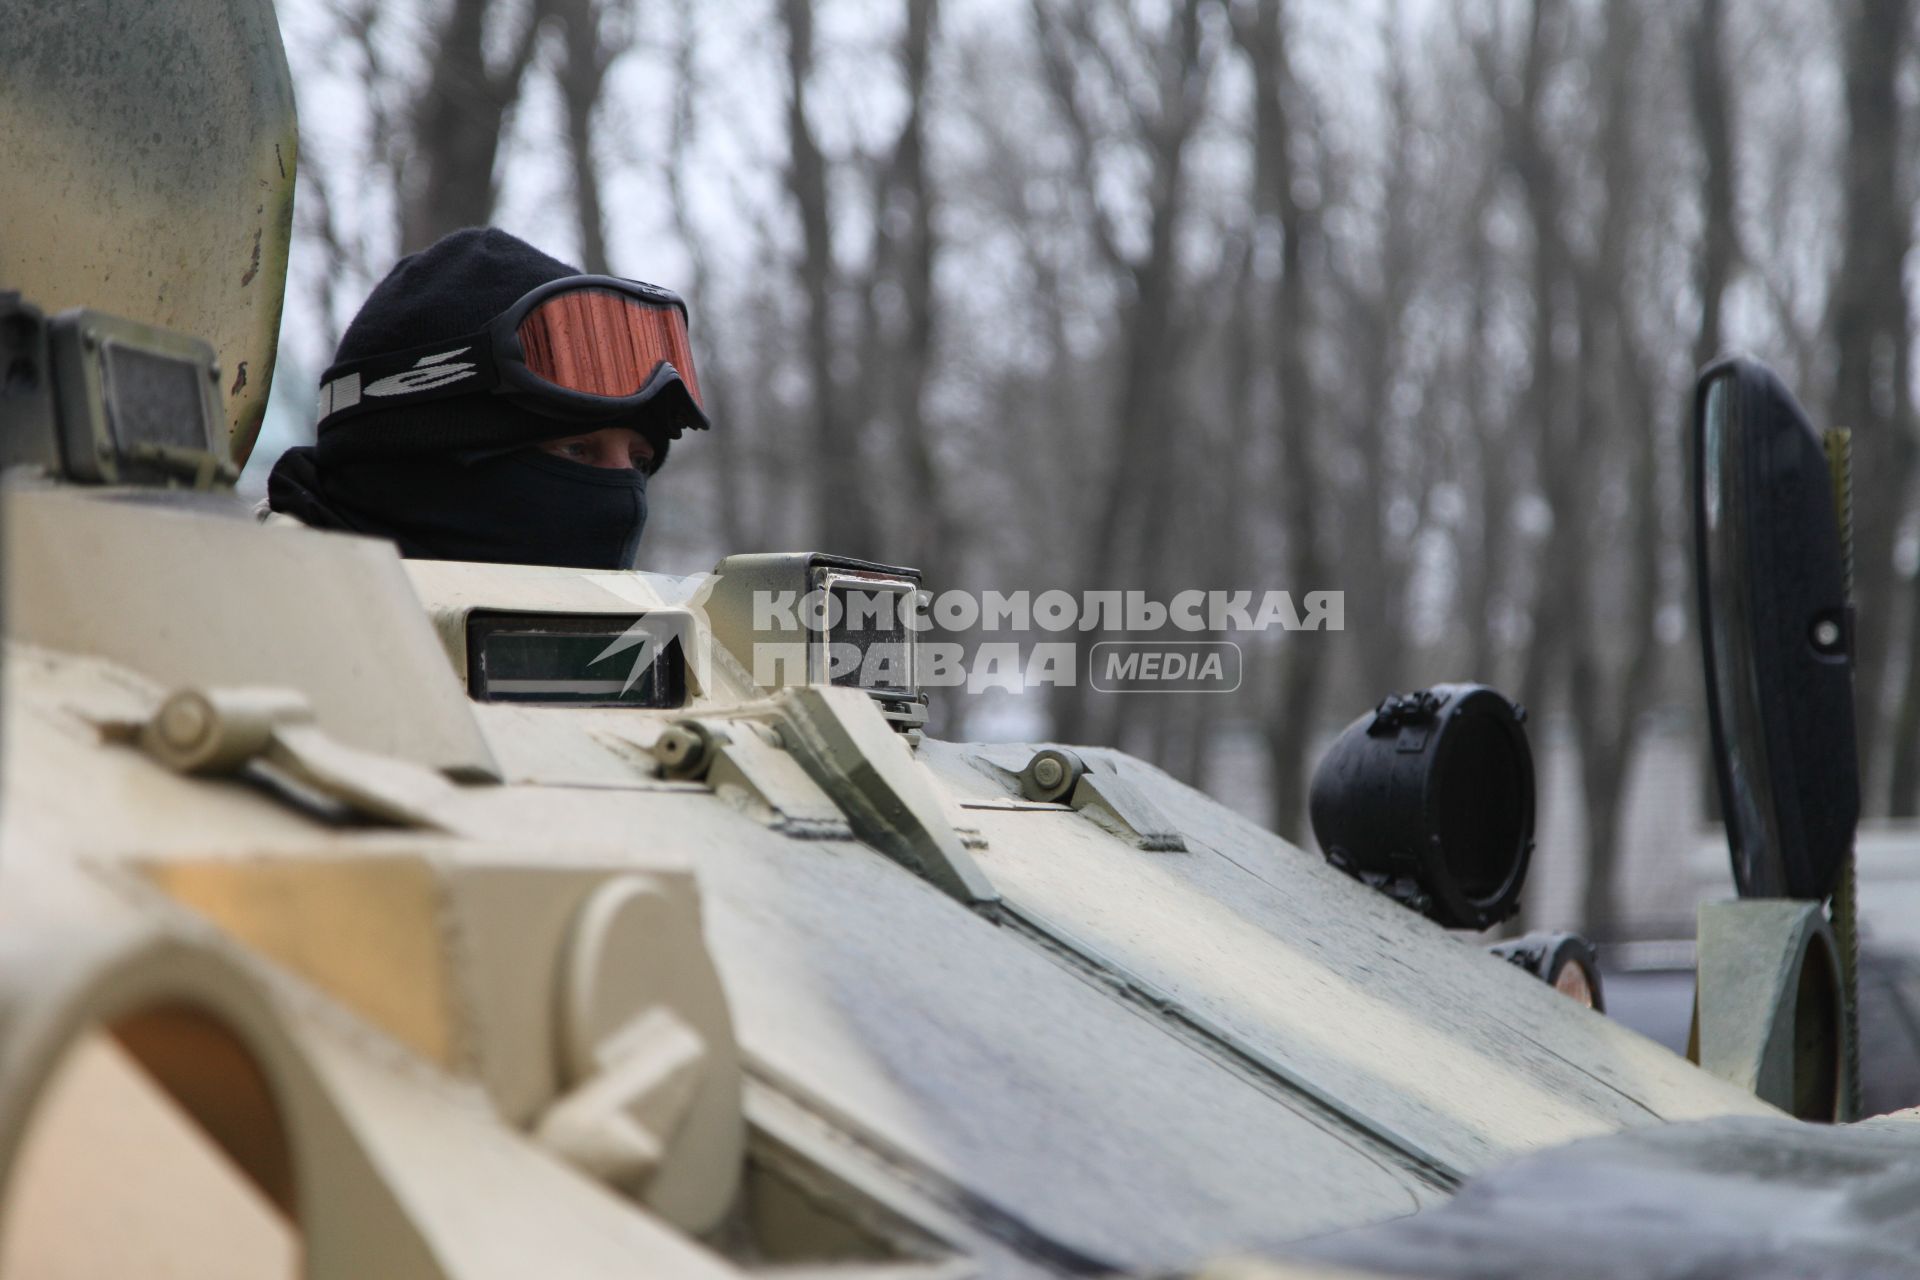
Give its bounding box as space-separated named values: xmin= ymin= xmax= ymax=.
xmin=240 ymin=229 xmax=261 ymax=287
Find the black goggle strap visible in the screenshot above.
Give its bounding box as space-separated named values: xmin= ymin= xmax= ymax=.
xmin=316 ymin=331 xmax=503 ymax=429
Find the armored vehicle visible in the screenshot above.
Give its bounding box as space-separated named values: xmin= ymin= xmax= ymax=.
xmin=1 ymin=3 xmax=1915 ymax=1278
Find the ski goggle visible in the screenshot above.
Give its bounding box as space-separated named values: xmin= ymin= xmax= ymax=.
xmin=316 ymin=276 xmax=708 ymax=436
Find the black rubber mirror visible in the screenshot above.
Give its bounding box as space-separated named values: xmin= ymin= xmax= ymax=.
xmin=1693 ymin=356 xmax=1858 ymax=900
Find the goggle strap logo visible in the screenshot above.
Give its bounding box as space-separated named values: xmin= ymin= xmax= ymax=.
xmin=317 ymin=347 xmax=487 ymax=425
xmin=362 ymin=347 xmax=479 ymax=398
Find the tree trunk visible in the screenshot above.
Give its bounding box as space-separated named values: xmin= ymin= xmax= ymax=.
xmin=1462 ymin=174 xmax=1508 ymax=685
xmin=1830 ymin=0 xmax=1914 ymax=810
xmin=557 ymin=0 xmax=615 ymax=275
xmin=883 ymin=0 xmax=950 ymax=582
xmin=1688 ymin=0 xmax=1736 ymax=375
xmin=662 ymin=1 xmax=752 ymax=547
xmin=1566 ymin=0 xmax=1664 ymax=938
xmin=401 ymin=0 xmax=553 ymax=252
xmin=782 ymin=0 xmax=877 ymax=558
xmin=1688 ymin=0 xmax=1736 ymax=824
xmin=1347 ymin=25 xmax=1417 ymax=699
xmin=1488 ymin=0 xmax=1573 ymax=727
xmin=1034 ymin=0 xmax=1211 ymax=748
xmin=1240 ymin=0 xmax=1327 ymax=841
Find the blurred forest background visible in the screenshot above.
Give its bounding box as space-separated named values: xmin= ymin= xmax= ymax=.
xmin=259 ymin=0 xmax=1920 ymax=938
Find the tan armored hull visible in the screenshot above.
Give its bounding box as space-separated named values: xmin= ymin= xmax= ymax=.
xmin=0 ymin=488 xmax=1776 ymax=1276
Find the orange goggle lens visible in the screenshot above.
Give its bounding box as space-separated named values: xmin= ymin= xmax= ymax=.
xmin=516 ymin=287 xmax=702 ymax=406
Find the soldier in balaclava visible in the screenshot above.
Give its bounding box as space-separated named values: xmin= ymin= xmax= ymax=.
xmin=266 ymin=227 xmax=707 ymax=569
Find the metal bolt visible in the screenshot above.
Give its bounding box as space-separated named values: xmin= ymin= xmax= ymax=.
xmin=653 ymin=722 xmax=710 ymax=777
xmin=81 ymin=329 xmax=99 ymax=351
xmin=655 ymin=726 xmax=695 ymax=764
xmin=156 ymin=694 xmax=212 ymax=750
xmin=1813 ymin=618 xmax=1843 ymax=651
xmin=1021 ymin=747 xmax=1084 ymax=802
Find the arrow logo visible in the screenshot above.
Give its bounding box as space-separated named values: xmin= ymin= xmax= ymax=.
xmin=589 ymin=620 xmax=658 ymax=696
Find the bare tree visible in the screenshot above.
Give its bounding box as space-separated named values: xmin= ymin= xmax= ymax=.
xmin=555 ymin=0 xmax=637 ymax=275
xmin=1687 ymin=0 xmax=1737 ymax=825
xmin=1458 ymin=160 xmax=1516 ymax=688
xmin=663 ymin=0 xmax=756 ymax=548
xmin=1828 ymin=0 xmax=1914 ymax=810
xmin=1477 ymin=0 xmax=1574 ymax=728
xmin=772 ymin=0 xmax=958 ymax=571
xmin=779 ymin=0 xmax=876 ymax=556
xmin=280 ymin=0 xmax=1917 ymax=936
xmin=1034 ymin=0 xmax=1220 ymax=748
xmin=400 ymin=0 xmax=557 ymax=251
xmin=1690 ymin=0 xmax=1738 ymax=376
xmin=1566 ymin=0 xmax=1669 ymax=935
xmin=1470 ymin=0 xmax=1683 ymax=932
xmin=858 ymin=0 xmax=949 ymax=578
xmin=1218 ymin=0 xmax=1329 ymax=837
xmin=1333 ymin=7 xmax=1422 ymax=702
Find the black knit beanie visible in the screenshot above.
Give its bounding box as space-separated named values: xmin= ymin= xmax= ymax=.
xmin=314 ymin=227 xmax=674 ymax=471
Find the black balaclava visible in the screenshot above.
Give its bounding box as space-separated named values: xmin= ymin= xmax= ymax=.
xmin=269 ymin=446 xmax=648 ymax=570
xmin=267 ymin=227 xmax=670 ymax=569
